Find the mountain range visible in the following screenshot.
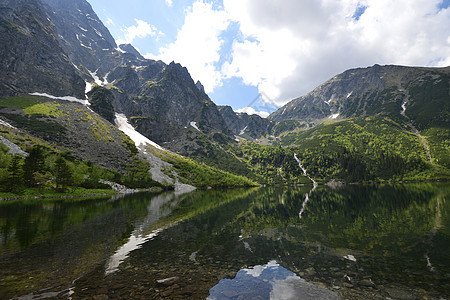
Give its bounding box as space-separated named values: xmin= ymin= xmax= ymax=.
xmin=0 ymin=0 xmax=449 ymax=190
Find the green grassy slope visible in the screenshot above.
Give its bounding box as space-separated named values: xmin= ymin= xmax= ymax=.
xmin=278 ymin=116 xmax=449 ymax=182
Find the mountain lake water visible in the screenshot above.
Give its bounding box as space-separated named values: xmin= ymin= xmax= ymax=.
xmin=0 ymin=183 xmax=449 ymax=299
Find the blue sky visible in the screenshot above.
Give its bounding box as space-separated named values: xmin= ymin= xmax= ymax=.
xmin=88 ymin=0 xmax=450 ymax=117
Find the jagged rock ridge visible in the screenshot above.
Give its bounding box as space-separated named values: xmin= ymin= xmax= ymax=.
xmin=218 ymin=105 xmax=273 ymax=140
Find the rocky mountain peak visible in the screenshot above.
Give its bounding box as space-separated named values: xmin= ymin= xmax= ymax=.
xmin=195 ymin=80 xmax=205 ymax=93
xmin=119 ymin=44 xmax=144 ymax=60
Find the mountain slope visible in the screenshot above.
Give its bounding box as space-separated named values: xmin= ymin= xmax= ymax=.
xmin=0 ymin=94 xmax=136 ymax=171
xmin=270 ymin=65 xmax=449 ymax=128
xmin=0 ymin=0 xmax=257 ymax=190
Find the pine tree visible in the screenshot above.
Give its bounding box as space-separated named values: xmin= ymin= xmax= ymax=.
xmin=7 ymin=155 xmax=24 ymax=192
xmin=23 ymin=146 xmax=45 ymax=187
xmin=54 ymin=156 xmax=72 ymax=191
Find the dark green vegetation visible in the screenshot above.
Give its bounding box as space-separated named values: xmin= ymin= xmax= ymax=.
xmin=0 ymin=143 xmax=159 ymax=197
xmin=0 ymin=184 xmax=448 ymax=299
xmin=277 ymin=116 xmax=450 ymax=182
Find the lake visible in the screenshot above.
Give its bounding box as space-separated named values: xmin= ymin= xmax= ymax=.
xmin=0 ymin=183 xmax=449 ymax=299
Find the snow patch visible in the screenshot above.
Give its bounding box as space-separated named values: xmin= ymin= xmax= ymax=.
xmin=115 ymin=113 xmax=164 ymax=150
xmin=29 ymin=92 xmax=89 ymax=105
xmin=329 ymin=113 xmax=339 ymax=119
xmin=87 ymin=16 xmax=98 ymax=22
xmin=88 ymin=69 xmax=104 ymax=86
xmin=79 ymin=37 xmax=92 ymax=49
xmin=79 ymin=26 xmax=88 ymax=32
xmin=71 ymin=62 xmax=80 ymax=71
xmin=116 ymin=47 xmax=126 ymax=53
xmin=239 ymin=125 xmax=248 ymax=136
xmin=190 ymin=121 xmax=200 ymax=132
xmin=0 ymin=118 xmax=16 ymax=129
xmin=85 ymin=81 xmax=93 ymax=94
xmin=103 ymin=72 xmax=110 ymax=85
xmin=94 ymin=28 xmax=103 ymax=37
xmin=401 ymin=100 xmax=407 ymax=117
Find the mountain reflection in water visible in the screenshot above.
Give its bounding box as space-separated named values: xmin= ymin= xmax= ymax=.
xmin=208 ymin=260 xmax=339 ymax=300
xmin=0 ymin=183 xmax=448 ymax=299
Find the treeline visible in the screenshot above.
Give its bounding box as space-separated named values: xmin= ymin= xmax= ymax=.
xmin=0 ymin=144 xmax=161 ymax=194
xmin=232 ymin=142 xmax=311 ymax=185
xmin=281 ymin=117 xmax=444 ymax=182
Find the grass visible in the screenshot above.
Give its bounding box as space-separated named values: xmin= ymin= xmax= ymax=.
xmin=0 ymin=188 xmax=118 ymax=201
xmin=23 ymin=102 xmax=66 ymax=117
xmin=0 ymin=95 xmax=41 ymax=109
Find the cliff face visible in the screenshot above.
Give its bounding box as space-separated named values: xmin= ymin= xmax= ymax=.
xmin=109 ymin=62 xmax=231 ymax=144
xmin=218 ymin=106 xmax=273 ymax=140
xmin=0 ymin=0 xmax=85 ymax=98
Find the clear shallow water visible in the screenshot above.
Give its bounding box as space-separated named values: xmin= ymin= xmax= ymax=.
xmin=0 ymin=183 xmax=449 ymax=299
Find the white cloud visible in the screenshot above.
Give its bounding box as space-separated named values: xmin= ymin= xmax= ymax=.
xmin=221 ymin=0 xmax=450 ymax=105
xmin=145 ymin=0 xmax=449 ymax=107
xmin=118 ymin=19 xmax=162 ymax=44
xmin=145 ymin=1 xmax=230 ymax=93
xmin=165 ymin=0 xmax=173 ymax=6
xmin=236 ymin=107 xmax=270 ymax=118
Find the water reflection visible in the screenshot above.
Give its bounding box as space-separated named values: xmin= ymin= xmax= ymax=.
xmin=208 ymin=260 xmax=339 ymax=300
xmin=0 ymin=193 xmax=163 ymax=298
xmin=0 ymin=183 xmax=449 ymax=299
xmin=105 ymin=192 xmax=181 ymax=274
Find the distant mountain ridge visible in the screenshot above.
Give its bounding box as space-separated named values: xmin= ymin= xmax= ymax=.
xmin=270 ymin=64 xmax=450 ymax=130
